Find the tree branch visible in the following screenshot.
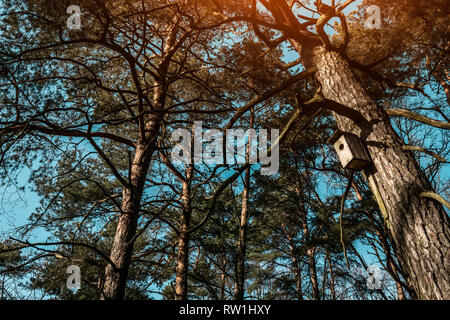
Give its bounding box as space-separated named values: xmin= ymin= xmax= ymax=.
xmin=386 ymin=108 xmax=450 ymax=130
xmin=402 ymin=145 xmax=448 ymax=163
xmin=419 ymin=192 xmax=450 ymax=209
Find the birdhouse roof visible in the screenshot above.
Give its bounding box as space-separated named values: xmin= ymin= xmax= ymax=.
xmin=328 ymin=130 xmax=360 ymax=144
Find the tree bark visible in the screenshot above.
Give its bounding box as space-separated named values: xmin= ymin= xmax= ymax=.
xmin=328 ymin=256 xmax=336 ymax=300
xmin=288 ymin=231 xmax=303 ymax=300
xmin=321 ymin=249 xmax=329 ymax=299
xmin=392 ymin=261 xmax=406 ymax=300
xmin=292 ymin=184 xmax=319 ymax=300
xmin=220 ymin=254 xmax=227 ymax=300
xmin=301 ymin=217 xmax=319 ymax=300
xmin=234 ymin=110 xmax=254 ymax=300
xmin=233 ymin=156 xmax=250 ymax=300
xmin=175 ymin=174 xmax=192 ymax=300
xmin=300 ymin=44 xmax=450 ymax=299
xmin=101 ymin=24 xmax=172 ymax=296
xmin=101 ymin=127 xmax=159 ymax=299
xmin=306 ymin=246 xmax=320 ymax=300
xmin=175 ymin=229 xmax=190 ymax=300
xmin=281 ymin=220 xmax=304 ymax=300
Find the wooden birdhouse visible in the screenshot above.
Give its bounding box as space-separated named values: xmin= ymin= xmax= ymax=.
xmin=329 ymin=130 xmax=371 ymax=170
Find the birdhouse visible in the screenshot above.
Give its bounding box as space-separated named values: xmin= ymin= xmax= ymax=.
xmin=329 ymin=130 xmax=371 ymax=170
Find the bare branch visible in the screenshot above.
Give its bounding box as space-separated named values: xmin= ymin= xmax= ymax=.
xmin=386 ymin=108 xmax=450 ymax=130
xmin=402 ymin=145 xmax=448 ymax=163
xmin=420 ymin=192 xmax=450 ymax=209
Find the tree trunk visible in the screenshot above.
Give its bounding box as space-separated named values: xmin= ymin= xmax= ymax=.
xmin=300 ymin=218 xmax=319 ymax=300
xmin=290 ymin=243 xmax=303 ymax=300
xmin=295 ymin=266 xmax=303 ymax=300
xmin=392 ymin=263 xmax=406 ymax=300
xmin=101 ymin=107 xmax=162 ymax=299
xmin=175 ymin=178 xmax=192 ymax=300
xmin=321 ymin=249 xmax=329 ymax=299
xmin=289 ymin=241 xmax=303 ymax=300
xmin=220 ymin=254 xmax=227 ymax=300
xmin=328 ymin=257 xmax=336 ymax=300
xmin=282 ymin=221 xmax=303 ymax=300
xmin=300 ymin=44 xmax=450 ymax=299
xmin=97 ymin=14 xmax=177 ymax=300
xmin=234 ymin=164 xmax=250 ymax=300
xmin=175 ymin=230 xmax=190 ymax=300
xmin=234 ymin=110 xmax=253 ymax=300
xmin=307 ymin=246 xmax=320 ymax=300
xmin=101 ymin=140 xmax=156 ymax=299
xmin=292 ymin=184 xmax=319 ymax=300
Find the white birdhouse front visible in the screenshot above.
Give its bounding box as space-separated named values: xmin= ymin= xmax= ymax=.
xmin=330 ymin=131 xmax=371 ymax=170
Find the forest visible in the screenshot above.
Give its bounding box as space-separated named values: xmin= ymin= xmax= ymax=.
xmin=0 ymin=0 xmax=449 ymax=301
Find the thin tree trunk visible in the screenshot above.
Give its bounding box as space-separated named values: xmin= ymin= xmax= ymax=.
xmin=102 ymin=74 xmax=164 ymax=299
xmin=295 ymin=265 xmax=303 ymax=300
xmin=1 ymin=274 xmax=5 ymax=300
xmin=282 ymin=221 xmax=303 ymax=300
xmin=234 ymin=167 xmax=249 ymax=300
xmin=328 ymin=257 xmax=336 ymax=300
xmin=175 ymin=230 xmax=190 ymax=300
xmin=220 ymin=254 xmax=227 ymax=300
xmin=300 ymin=218 xmax=319 ymax=300
xmin=293 ymin=185 xmax=319 ymax=300
xmin=101 ymin=132 xmax=159 ymax=299
xmin=100 ymin=14 xmax=182 ymax=300
xmin=234 ymin=110 xmax=253 ymax=300
xmin=291 ymin=245 xmax=303 ymax=300
xmin=307 ymin=246 xmax=320 ymax=300
xmin=321 ymin=249 xmax=329 ymax=299
xmin=175 ymin=176 xmax=192 ymax=300
xmin=300 ymin=44 xmax=450 ymax=299
xmin=391 ymin=259 xmax=406 ymax=300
